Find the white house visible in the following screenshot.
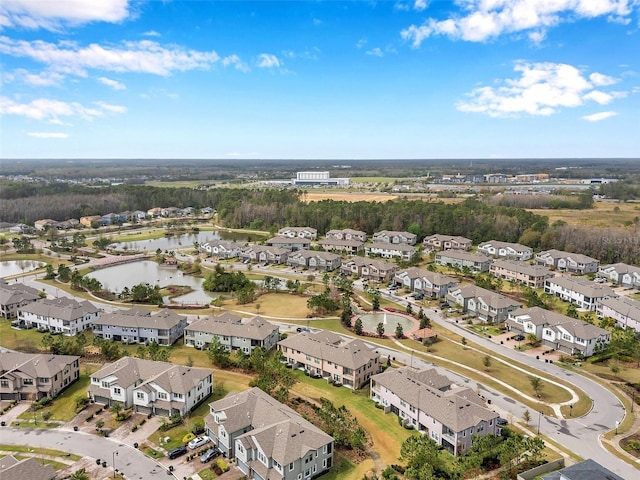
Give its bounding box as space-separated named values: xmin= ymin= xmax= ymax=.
xmin=477 ymin=240 xmax=533 ymax=261
xmin=200 ymin=239 xmax=242 ymax=259
xmin=446 ymin=285 xmax=522 ymax=323
xmin=544 ymin=276 xmax=617 ymax=311
xmin=0 ymin=280 xmax=40 ymax=319
xmin=365 ymin=242 xmax=417 ymax=261
xmin=18 ymin=297 xmax=100 ymax=336
xmin=535 ymin=250 xmax=599 ymax=274
xmin=597 ymin=296 xmax=640 ymax=333
xmin=277 ymin=227 xmax=318 ymax=240
xmin=240 ymin=245 xmax=289 ymax=264
xmin=598 ymin=263 xmax=640 ymax=289
xmin=265 ymin=237 xmax=310 ymax=251
xmin=87 ymin=356 xmax=212 ymax=417
xmin=370 ymin=367 xmax=500 ymax=455
xmin=507 ymin=307 xmax=610 ymax=357
xmin=205 ymin=387 xmax=334 ymax=480
xmin=372 ymin=230 xmax=417 ymax=245
xmin=185 ymin=313 xmax=280 ymax=353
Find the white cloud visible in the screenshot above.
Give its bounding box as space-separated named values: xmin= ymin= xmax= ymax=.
xmin=222 ymin=54 xmax=250 ymax=72
xmin=0 ymin=37 xmax=220 ymax=76
xmin=401 ymin=0 xmax=633 ymax=46
xmin=257 ymin=53 xmax=280 ymax=68
xmin=366 ymin=47 xmax=384 ymax=57
xmin=0 ymin=0 xmax=130 ymax=31
xmin=98 ymin=76 xmax=126 ymax=90
xmin=414 ymin=0 xmax=428 ymax=11
xmin=457 ymin=62 xmax=625 ymax=117
xmin=27 ymin=131 xmax=69 ymax=138
xmin=4 ymin=68 xmax=65 ymax=86
xmin=589 ymin=72 xmax=618 ymax=86
xmin=94 ymin=101 xmax=127 ymax=113
xmin=0 ymin=96 xmax=125 ymax=123
xmin=356 ymin=38 xmax=367 ymax=49
xmin=313 ymin=18 xmax=322 ymax=26
xmin=582 ymin=111 xmax=618 ymax=122
xmin=142 ymin=30 xmax=160 ymax=37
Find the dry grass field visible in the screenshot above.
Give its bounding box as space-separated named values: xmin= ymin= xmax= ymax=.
xmin=528 ymin=200 xmax=640 ymax=229
xmin=303 ymin=192 xmax=399 ymax=203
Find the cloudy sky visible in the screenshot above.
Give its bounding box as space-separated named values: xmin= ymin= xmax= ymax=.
xmin=1 ymin=0 xmax=639 ymax=159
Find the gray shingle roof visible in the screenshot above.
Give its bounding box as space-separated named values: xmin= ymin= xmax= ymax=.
xmin=598 ymin=296 xmax=640 ymax=322
xmin=18 ymin=296 xmax=99 ymax=320
xmin=545 ymin=276 xmax=616 ymax=298
xmin=0 ymin=280 xmax=40 ymax=306
xmin=437 ymin=250 xmax=492 ymax=263
xmin=94 ymin=307 xmax=186 ymax=330
xmin=372 ymin=367 xmax=498 ymax=432
xmin=536 ymin=249 xmax=598 ymax=265
xmin=0 ymin=456 xmax=55 ymax=480
xmin=510 ymin=307 xmax=610 ymax=340
xmin=491 ymin=259 xmax=554 ymax=278
xmin=0 ymin=352 xmax=79 ymax=380
xmin=186 ymin=313 xmax=278 ymax=341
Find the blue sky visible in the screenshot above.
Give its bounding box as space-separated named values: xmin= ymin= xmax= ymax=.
xmin=1 ymin=0 xmax=639 ymax=159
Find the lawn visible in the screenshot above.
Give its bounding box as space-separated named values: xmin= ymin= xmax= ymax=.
xmin=0 ymin=444 xmax=82 ymax=461
xmin=227 ymin=292 xmax=313 ymax=319
xmin=0 ymin=320 xmax=46 ymax=352
xmin=198 ymin=467 xmax=218 ymax=480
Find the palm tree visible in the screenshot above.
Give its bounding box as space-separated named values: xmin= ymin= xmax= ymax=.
xmin=110 ymin=401 xmax=124 ymax=420
xmin=69 ymin=468 xmax=89 ymax=480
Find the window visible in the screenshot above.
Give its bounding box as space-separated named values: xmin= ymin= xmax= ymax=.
xmin=289 ymin=463 xmax=294 ymax=471
xmin=23 ymin=378 xmax=33 ymax=385
xmin=158 ymin=392 xmax=168 ymax=400
xmin=0 ymin=380 xmax=9 ymax=388
xmin=136 ymin=392 xmax=144 ymax=399
xmin=114 ymin=387 xmax=121 ymax=395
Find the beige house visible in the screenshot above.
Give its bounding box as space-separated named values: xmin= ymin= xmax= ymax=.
xmin=286 ymin=249 xmax=342 ymax=271
xmin=240 ymin=245 xmax=289 ymax=264
xmin=340 ymin=257 xmax=397 ymax=282
xmin=422 ymin=234 xmax=472 ymax=251
xmin=318 ymin=238 xmax=364 ymax=254
xmin=0 ymin=352 xmax=80 ymax=401
xmin=279 ymin=331 xmax=381 ymax=389
xmin=325 ymin=228 xmax=368 ymax=242
xmin=490 ymin=259 xmax=555 ymax=288
xmin=372 ymin=230 xmax=417 ymax=245
xmin=185 ymin=313 xmax=280 ymax=353
xmin=446 ymin=285 xmax=522 ymax=323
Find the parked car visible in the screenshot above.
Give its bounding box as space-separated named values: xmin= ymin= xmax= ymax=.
xmin=200 ymin=446 xmax=221 ymax=463
xmin=188 ymin=436 xmax=210 ymax=450
xmin=168 ymin=445 xmax=188 ymax=459
xmin=447 ymin=308 xmax=458 ymax=314
xmin=513 ymin=334 xmax=525 ymax=342
xmin=497 ymin=418 xmax=508 ymax=426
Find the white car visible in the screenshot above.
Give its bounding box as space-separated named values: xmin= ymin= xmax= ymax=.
xmin=188 ymin=436 xmax=210 ymax=450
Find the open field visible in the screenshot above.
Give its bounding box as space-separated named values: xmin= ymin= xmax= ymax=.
xmin=303 ymin=192 xmax=399 ymax=203
xmin=528 ymin=200 xmax=640 ymax=229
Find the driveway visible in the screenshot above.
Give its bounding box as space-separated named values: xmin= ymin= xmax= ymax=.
xmin=0 ymin=427 xmax=177 ymax=479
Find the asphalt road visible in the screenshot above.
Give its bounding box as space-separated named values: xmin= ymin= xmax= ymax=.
xmin=0 ymin=427 xmax=177 ymax=480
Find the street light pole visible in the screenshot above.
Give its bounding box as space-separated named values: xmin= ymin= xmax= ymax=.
xmin=537 ymin=411 xmax=542 ymax=435
xmin=113 ymin=450 xmax=118 ymax=478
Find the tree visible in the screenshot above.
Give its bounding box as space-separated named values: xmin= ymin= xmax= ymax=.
xmin=483 ymin=355 xmax=492 ymax=371
xmin=57 ymin=264 xmax=71 ymax=282
xmin=69 ymin=468 xmax=89 ymax=480
xmin=530 ymin=376 xmax=544 ymax=398
xmin=208 ymin=336 xmax=231 ymax=368
xmin=376 ymin=322 xmax=385 ymax=337
xmin=394 ymin=323 xmax=404 ymax=339
xmin=526 ymin=333 xmax=539 ymax=346
xmin=523 ymin=409 xmax=531 ymax=425
xmin=371 ymin=290 xmax=381 ymax=311
xmin=44 ymin=264 xmax=56 ymax=280
xmin=110 ymin=401 xmax=123 ymax=420
xmin=406 ymin=303 xmax=413 ymax=315
xmin=354 ymin=318 xmax=363 ymax=335
xmin=93 ymin=236 xmax=112 ymax=250
xmin=566 ymin=303 xmax=579 ymax=319
xmin=461 ymin=337 xmax=467 ymax=348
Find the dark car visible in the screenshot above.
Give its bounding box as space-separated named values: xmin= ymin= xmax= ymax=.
xmin=168 ymin=445 xmax=188 ymax=459
xmin=497 ymin=418 xmax=508 ymax=426
xmin=513 ymin=334 xmax=525 ymax=342
xmin=200 ymin=446 xmax=221 ymax=463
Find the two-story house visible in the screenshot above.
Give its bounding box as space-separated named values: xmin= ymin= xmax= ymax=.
xmin=446 ymin=285 xmax=522 ymax=323
xmin=0 ymin=456 xmax=56 ymax=480
xmin=92 ymin=307 xmax=187 ymax=346
xmin=597 ymin=296 xmax=640 ymax=332
xmin=340 ymin=257 xmax=398 ymax=282
xmin=535 ymin=250 xmax=599 ymax=274
xmin=394 ymin=268 xmax=458 ymax=299
xmin=18 ymin=297 xmax=100 ymax=335
xmin=544 ymin=276 xmax=617 ymax=311
xmin=372 ymin=230 xmax=417 ymax=245
xmin=279 ymin=331 xmax=381 ymax=389
xmin=87 ymin=356 xmax=212 ymax=417
xmin=205 ymin=387 xmax=334 ymax=479
xmin=286 ymin=250 xmax=342 ymax=271
xmin=0 ymin=279 xmax=40 ymax=319
xmin=365 ymin=242 xmax=417 ymax=262
xmin=422 ymin=234 xmax=472 ymax=252
xmin=370 ymin=366 xmax=500 ymax=455
xmin=477 ymin=240 xmax=533 ymax=261
xmin=277 ymin=227 xmax=318 ymax=240
xmin=598 ymin=263 xmax=640 ymax=289
xmin=490 ymin=259 xmax=555 ymax=289
xmin=185 ymin=313 xmax=280 ymax=353
xmin=435 ymin=250 xmax=492 ymax=273
xmin=265 ymin=237 xmax=310 ymax=252
xmin=317 ymin=238 xmax=364 ymax=254
xmin=325 ymin=228 xmax=368 ymax=242
xmin=0 ymin=352 xmax=80 ymax=401
xmin=506 ymin=307 xmax=610 ymax=357
xmin=200 ymin=239 xmax=242 ymax=259
xmin=240 ymin=245 xmax=289 ymax=264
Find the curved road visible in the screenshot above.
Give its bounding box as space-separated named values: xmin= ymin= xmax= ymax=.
xmin=0 ymin=427 xmax=176 ymax=480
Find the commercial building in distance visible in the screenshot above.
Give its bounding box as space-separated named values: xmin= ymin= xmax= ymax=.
xmin=292 ymin=171 xmax=350 ymax=186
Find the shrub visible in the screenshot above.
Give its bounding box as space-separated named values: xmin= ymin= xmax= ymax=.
xmin=216 ymin=458 xmax=229 ymax=473
xmin=131 ymin=425 xmax=138 ymax=432
xmin=85 ymin=414 xmax=94 ymax=422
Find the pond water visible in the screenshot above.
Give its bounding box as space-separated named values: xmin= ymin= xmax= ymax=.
xmin=86 ymin=260 xmax=217 ymax=304
xmin=110 ymin=230 xmax=263 ymax=252
xmin=0 ymin=260 xmax=46 ymax=278
xmin=357 ymin=312 xmax=416 ymax=336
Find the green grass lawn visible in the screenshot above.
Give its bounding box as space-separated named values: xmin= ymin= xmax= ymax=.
xmin=0 ymin=320 xmax=46 ymax=352
xmin=198 ymin=467 xmax=218 ymax=480
xmin=0 ymin=444 xmax=82 ymax=461
xmin=141 ymin=445 xmax=165 ymax=459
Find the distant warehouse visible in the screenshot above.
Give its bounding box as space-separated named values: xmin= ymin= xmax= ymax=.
xmin=292 ymin=171 xmax=350 ymax=187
